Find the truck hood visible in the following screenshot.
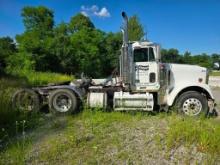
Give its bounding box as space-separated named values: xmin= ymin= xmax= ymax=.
xmin=168 ymin=63 xmax=207 ymax=72
xmin=167 ymin=63 xmax=208 ymax=85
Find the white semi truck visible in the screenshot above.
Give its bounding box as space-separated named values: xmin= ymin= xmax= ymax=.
xmin=13 ymin=12 xmax=215 ymax=117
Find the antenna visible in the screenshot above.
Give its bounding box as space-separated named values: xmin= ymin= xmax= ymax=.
xmin=141 ymin=31 xmax=148 ymax=41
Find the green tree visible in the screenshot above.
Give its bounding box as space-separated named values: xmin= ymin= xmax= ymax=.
xmin=50 ymin=22 xmax=73 ymax=73
xmin=16 ymin=6 xmax=55 ymax=71
xmin=22 ymin=6 xmax=54 ymax=33
xmin=128 ymin=15 xmax=144 ymax=41
xmin=161 ymin=48 xmax=182 ymax=63
xmin=7 ymin=52 xmax=35 ymax=72
xmin=69 ymin=13 xmax=94 ymax=33
xmin=0 ymin=37 xmax=16 ymax=70
xmin=192 ymin=54 xmax=212 ymax=68
xmin=211 ymin=54 xmax=220 ymax=64
xmin=101 ymin=32 xmax=122 ymax=75
xmin=70 ymin=28 xmax=105 ymax=77
xmin=183 ymin=51 xmax=192 ymax=64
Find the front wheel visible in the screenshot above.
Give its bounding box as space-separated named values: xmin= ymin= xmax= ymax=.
xmin=49 ymin=89 xmax=78 ymax=114
xmin=175 ymin=91 xmax=208 ymax=117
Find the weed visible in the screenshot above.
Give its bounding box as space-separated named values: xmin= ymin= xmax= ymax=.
xmin=166 ymin=115 xmax=220 ymax=158
xmin=0 ymin=71 xmax=73 ymax=150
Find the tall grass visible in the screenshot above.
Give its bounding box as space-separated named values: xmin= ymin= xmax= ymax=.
xmin=0 ymin=71 xmax=74 ymax=149
xmin=166 ymin=115 xmax=220 ymax=157
xmin=7 ymin=69 xmax=74 ymax=86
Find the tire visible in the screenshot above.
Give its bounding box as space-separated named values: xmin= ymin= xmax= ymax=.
xmin=175 ymin=91 xmax=208 ymax=117
xmin=49 ymin=89 xmax=78 ymax=114
xmin=12 ymin=89 xmax=40 ymax=112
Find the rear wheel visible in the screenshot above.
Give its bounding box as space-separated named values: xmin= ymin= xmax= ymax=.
xmin=49 ymin=89 xmax=78 ymax=114
xmin=12 ymin=89 xmax=40 ymax=112
xmin=175 ymin=91 xmax=208 ymax=117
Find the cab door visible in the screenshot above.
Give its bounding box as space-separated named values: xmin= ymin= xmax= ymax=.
xmin=133 ymin=47 xmax=160 ymax=91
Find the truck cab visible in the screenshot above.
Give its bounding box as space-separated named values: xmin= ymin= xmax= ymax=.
xmin=131 ymin=41 xmax=160 ymax=92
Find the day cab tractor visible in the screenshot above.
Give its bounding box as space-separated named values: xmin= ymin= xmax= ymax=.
xmin=12 ymin=12 xmax=215 ymax=117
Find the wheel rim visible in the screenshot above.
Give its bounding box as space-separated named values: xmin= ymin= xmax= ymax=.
xmin=182 ymin=98 xmax=202 ymax=116
xmin=53 ymin=94 xmax=72 ymax=112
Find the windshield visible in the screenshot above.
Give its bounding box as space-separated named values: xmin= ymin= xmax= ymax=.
xmin=133 ymin=47 xmax=155 ymax=62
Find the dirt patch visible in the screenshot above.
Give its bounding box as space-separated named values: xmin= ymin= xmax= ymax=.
xmin=212 ymin=87 xmax=220 ymax=102
xmin=209 ymin=76 xmax=220 ymax=87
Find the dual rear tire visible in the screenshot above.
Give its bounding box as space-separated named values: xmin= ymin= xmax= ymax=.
xmin=49 ymin=89 xmax=78 ymax=114
xmin=12 ymin=88 xmax=78 ymax=114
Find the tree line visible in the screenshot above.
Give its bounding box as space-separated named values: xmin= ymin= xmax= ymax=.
xmin=0 ymin=6 xmax=219 ymax=77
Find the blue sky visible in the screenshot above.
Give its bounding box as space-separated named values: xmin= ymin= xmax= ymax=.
xmin=0 ymin=0 xmax=219 ymax=55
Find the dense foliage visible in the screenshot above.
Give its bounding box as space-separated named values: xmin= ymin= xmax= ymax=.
xmin=0 ymin=6 xmax=220 ymax=77
xmin=128 ymin=15 xmax=144 ymax=41
xmin=0 ymin=37 xmax=17 ymax=71
xmin=161 ymin=49 xmax=220 ymax=68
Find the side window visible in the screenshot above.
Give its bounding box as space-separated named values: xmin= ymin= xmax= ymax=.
xmin=133 ymin=48 xmax=148 ymax=62
xmin=134 ymin=47 xmax=155 ymax=62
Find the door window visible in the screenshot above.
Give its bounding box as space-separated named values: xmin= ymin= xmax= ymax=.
xmin=134 ymin=47 xmax=155 ymax=62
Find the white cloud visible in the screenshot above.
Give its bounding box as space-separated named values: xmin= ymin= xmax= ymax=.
xmin=94 ymin=7 xmax=110 ymax=17
xmin=80 ymin=5 xmax=110 ymax=18
xmin=81 ymin=11 xmax=88 ymax=17
xmin=91 ymin=5 xmax=99 ymax=12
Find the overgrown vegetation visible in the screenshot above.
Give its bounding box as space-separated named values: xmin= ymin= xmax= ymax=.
xmin=0 ymin=110 xmax=220 ymax=164
xmin=0 ymin=71 xmax=73 ymax=150
xmin=8 ymin=70 xmax=73 ymax=86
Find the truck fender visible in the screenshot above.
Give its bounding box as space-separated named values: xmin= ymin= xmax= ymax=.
xmin=167 ymin=83 xmax=214 ymax=106
xmin=40 ymin=85 xmax=85 ymax=101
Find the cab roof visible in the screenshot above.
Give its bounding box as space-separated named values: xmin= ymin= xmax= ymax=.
xmin=131 ymin=41 xmax=156 ymax=48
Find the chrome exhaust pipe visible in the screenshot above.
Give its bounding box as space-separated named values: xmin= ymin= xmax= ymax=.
xmin=120 ymin=11 xmax=130 ymax=86
xmin=121 ymin=11 xmax=128 ymax=45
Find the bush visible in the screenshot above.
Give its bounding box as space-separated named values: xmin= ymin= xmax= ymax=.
xmin=6 ymin=52 xmax=35 ymax=72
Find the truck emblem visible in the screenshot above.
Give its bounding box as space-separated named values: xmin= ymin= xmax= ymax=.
xmin=135 ymin=65 xmax=149 ymax=71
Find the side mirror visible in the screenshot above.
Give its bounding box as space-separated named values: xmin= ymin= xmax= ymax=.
xmin=213 ymin=62 xmax=220 ymax=70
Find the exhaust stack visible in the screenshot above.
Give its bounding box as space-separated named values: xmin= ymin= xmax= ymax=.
xmin=120 ymin=11 xmax=131 ymax=86
xmin=122 ymin=12 xmax=128 ymax=45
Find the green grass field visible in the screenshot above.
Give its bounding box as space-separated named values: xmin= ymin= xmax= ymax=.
xmin=0 ymin=72 xmax=220 ymax=164
xmin=0 ymin=110 xmax=220 ymax=164
xmin=210 ymin=71 xmax=220 ymax=76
